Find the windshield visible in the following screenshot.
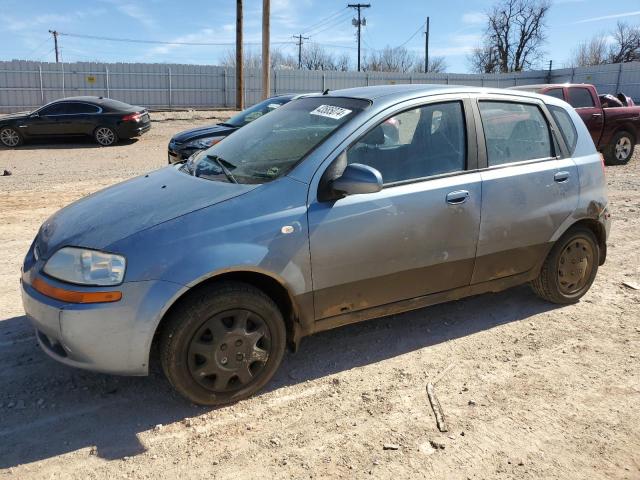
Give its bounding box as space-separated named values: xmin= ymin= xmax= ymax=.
xmin=225 ymin=96 xmax=292 ymax=127
xmin=182 ymin=97 xmax=369 ymax=184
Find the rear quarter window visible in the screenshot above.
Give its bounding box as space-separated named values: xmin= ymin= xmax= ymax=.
xmin=548 ymin=105 xmax=578 ymax=154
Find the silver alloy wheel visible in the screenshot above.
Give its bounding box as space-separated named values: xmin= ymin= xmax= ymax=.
xmin=95 ymin=127 xmax=116 ymax=146
xmin=0 ymin=128 xmax=20 ymax=147
xmin=615 ymin=136 xmax=632 ymax=161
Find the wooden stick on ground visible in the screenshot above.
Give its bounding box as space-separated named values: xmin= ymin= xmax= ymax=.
xmin=426 ymin=382 xmax=448 ymax=432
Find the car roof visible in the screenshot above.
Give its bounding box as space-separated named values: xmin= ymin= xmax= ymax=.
xmin=509 ymin=83 xmax=593 ymax=91
xmin=324 ymin=83 xmax=548 ymax=105
xmin=43 ymin=96 xmax=138 ymax=112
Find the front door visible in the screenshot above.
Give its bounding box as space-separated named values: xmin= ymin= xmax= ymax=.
xmin=26 ymin=103 xmax=71 ymax=136
xmin=308 ymin=100 xmax=482 ymax=320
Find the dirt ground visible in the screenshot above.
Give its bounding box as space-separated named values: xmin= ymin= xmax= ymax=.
xmin=0 ymin=111 xmax=639 ymax=480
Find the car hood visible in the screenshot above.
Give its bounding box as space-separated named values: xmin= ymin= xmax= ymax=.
xmin=36 ymin=166 xmax=257 ymax=256
xmin=171 ymin=123 xmax=236 ymax=143
xmin=0 ymin=112 xmax=30 ymax=121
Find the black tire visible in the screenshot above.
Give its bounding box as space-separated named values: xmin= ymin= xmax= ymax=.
xmin=603 ymin=130 xmax=635 ymax=166
xmin=93 ymin=126 xmax=118 ymax=146
xmin=0 ymin=126 xmax=23 ymax=147
xmin=531 ymin=226 xmax=599 ymax=304
xmin=159 ymin=281 xmax=286 ymax=406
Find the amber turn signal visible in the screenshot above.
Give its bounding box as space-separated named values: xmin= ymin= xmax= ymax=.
xmin=32 ymin=277 xmax=122 ymax=304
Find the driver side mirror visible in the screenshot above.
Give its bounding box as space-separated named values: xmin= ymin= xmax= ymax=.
xmin=330 ymin=163 xmax=383 ymax=198
xmin=29 ymin=112 xmax=39 ymax=118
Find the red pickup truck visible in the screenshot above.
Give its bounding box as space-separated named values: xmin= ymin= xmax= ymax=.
xmin=510 ymin=83 xmax=640 ymax=165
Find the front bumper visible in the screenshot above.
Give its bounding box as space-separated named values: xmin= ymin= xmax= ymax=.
xmin=21 ymin=273 xmax=185 ymax=376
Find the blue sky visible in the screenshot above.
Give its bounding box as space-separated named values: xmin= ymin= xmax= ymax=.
xmin=2 ymin=0 xmax=640 ymax=72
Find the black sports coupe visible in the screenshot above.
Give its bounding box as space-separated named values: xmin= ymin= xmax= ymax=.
xmin=0 ymin=96 xmax=151 ymax=147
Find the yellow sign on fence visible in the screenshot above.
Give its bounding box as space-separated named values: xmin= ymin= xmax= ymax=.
xmin=86 ymin=75 xmax=96 ymax=84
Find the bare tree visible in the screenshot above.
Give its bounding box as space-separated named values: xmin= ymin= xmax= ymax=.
xmin=412 ymin=56 xmax=448 ymax=73
xmin=301 ymin=43 xmax=338 ymax=70
xmin=469 ymin=0 xmax=550 ymax=73
xmin=363 ymin=46 xmax=418 ymax=73
xmin=220 ymin=48 xmax=296 ymax=69
xmin=335 ymin=53 xmax=351 ymax=72
xmin=569 ymin=35 xmax=609 ymax=67
xmin=609 ymin=22 xmax=640 ymax=64
xmin=568 ymin=22 xmax=640 ymax=67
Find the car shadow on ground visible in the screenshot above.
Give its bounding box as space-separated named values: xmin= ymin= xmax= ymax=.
xmin=0 ymin=285 xmax=558 ymax=468
xmin=1 ymin=137 xmax=138 ymax=150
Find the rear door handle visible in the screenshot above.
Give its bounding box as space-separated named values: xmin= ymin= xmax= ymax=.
xmin=554 ymin=171 xmax=570 ymax=183
xmin=446 ymin=190 xmax=470 ymax=205
xmin=591 ymin=113 xmax=602 ymax=118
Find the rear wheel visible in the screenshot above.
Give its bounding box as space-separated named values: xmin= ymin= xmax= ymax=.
xmin=0 ymin=127 xmax=22 ymax=147
xmin=94 ymin=126 xmax=118 ymax=146
xmin=159 ymin=282 xmax=286 ymax=406
xmin=604 ymin=131 xmax=634 ymax=165
xmin=531 ymin=226 xmax=599 ymax=304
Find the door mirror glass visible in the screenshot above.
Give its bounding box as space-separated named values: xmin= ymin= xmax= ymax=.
xmin=29 ymin=112 xmax=39 ymax=118
xmin=331 ymin=163 xmax=383 ymax=197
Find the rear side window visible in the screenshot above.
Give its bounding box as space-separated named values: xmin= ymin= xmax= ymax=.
xmin=479 ymin=101 xmax=553 ymax=166
xmin=568 ymin=88 xmax=595 ymax=108
xmin=548 ymin=105 xmax=578 ymax=154
xmin=544 ymin=88 xmax=564 ymax=100
xmin=65 ymin=103 xmax=100 ymax=114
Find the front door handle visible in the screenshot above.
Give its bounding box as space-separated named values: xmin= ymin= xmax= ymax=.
xmin=554 ymin=171 xmax=570 ymax=183
xmin=446 ymin=190 xmax=470 ymax=205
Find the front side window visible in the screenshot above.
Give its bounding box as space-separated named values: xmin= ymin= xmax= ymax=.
xmin=479 ymin=101 xmax=553 ymax=166
xmin=38 ymin=103 xmax=67 ymax=116
xmin=567 ymin=88 xmax=595 ymax=108
xmin=544 ymin=88 xmax=564 ymax=100
xmin=183 ymin=97 xmax=369 ymax=184
xmin=346 ymin=101 xmax=466 ymax=184
xmin=549 ymin=105 xmax=578 ymax=154
xmin=225 ymin=97 xmax=292 ymax=127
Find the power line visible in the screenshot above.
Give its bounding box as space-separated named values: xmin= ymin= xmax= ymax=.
xmin=56 ymin=31 xmax=294 ymax=46
xmin=397 ymin=20 xmax=425 ymax=48
xmin=300 ymin=7 xmax=348 ymax=35
xmin=304 ymin=10 xmax=352 ymax=37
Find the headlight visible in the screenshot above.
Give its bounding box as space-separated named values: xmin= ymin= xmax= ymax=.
xmin=43 ymin=247 xmax=126 ymax=286
xmin=186 ymin=136 xmax=223 ymax=149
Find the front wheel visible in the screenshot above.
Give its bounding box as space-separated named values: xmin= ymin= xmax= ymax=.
xmin=604 ymin=131 xmax=635 ymax=165
xmin=159 ymin=282 xmax=286 ymax=406
xmin=531 ymin=226 xmax=599 ymax=304
xmin=94 ymin=126 xmax=118 ymax=146
xmin=0 ymin=127 xmax=22 ymax=147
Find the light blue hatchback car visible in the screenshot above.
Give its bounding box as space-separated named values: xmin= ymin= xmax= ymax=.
xmin=22 ymin=85 xmax=611 ymax=405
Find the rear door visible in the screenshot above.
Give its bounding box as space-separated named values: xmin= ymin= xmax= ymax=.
xmin=308 ymin=96 xmax=482 ymax=319
xmin=567 ymin=86 xmax=604 ymax=145
xmin=471 ymin=95 xmax=579 ymax=284
xmin=62 ymin=102 xmax=101 ymax=135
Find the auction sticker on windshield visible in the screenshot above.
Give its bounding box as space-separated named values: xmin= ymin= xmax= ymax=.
xmin=310 ymin=105 xmax=352 ymax=120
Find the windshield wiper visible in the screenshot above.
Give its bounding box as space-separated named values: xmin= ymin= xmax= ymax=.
xmin=206 ymin=154 xmax=238 ymax=184
xmin=219 ymin=122 xmax=237 ymax=128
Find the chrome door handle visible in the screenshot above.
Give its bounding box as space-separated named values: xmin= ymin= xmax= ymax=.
xmin=591 ymin=113 xmax=602 ymax=118
xmin=554 ymin=171 xmax=570 ymax=183
xmin=446 ymin=190 xmax=470 ymax=205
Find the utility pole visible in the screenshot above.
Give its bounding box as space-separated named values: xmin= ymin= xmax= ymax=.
xmin=48 ymin=30 xmax=60 ymax=63
xmin=236 ymin=0 xmax=244 ymax=110
xmin=293 ymin=34 xmax=309 ymax=69
xmin=424 ymin=17 xmax=430 ymax=73
xmin=546 ymin=60 xmax=553 ymax=83
xmin=348 ymin=3 xmax=370 ymax=72
xmin=262 ymin=0 xmax=270 ymax=100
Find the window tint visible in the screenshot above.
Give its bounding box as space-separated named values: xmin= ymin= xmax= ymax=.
xmin=346 ymin=101 xmax=466 ymax=184
xmin=549 ymin=105 xmax=578 ymax=154
xmin=567 ymin=88 xmax=595 ymax=108
xmin=479 ymin=101 xmax=553 ymax=166
xmin=64 ymin=103 xmax=100 ymax=114
xmin=545 ymin=88 xmax=564 ymax=100
xmin=38 ymin=103 xmax=67 ymax=115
